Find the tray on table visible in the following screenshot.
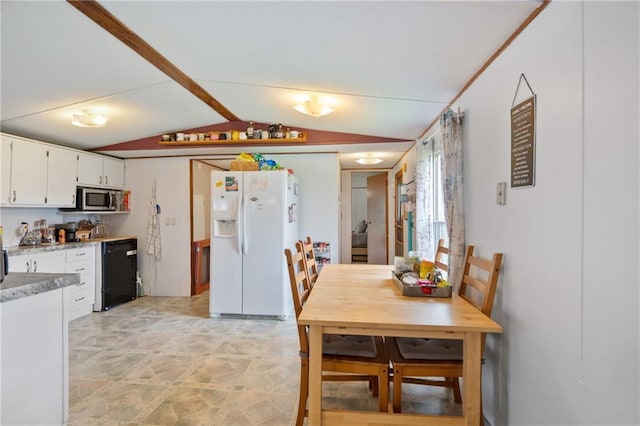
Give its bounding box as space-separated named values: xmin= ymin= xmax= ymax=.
xmin=391 ymin=271 xmax=453 ymax=298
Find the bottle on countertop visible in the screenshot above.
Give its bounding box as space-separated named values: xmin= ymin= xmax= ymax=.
xmin=58 ymin=228 xmax=66 ymax=244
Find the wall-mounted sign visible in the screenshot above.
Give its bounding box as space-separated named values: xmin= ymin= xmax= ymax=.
xmin=511 ymin=95 xmax=536 ymax=188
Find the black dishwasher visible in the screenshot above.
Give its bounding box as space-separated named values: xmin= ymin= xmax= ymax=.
xmin=101 ymin=239 xmax=137 ymax=310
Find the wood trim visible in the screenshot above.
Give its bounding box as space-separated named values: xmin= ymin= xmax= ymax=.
xmin=418 ymin=0 xmax=552 ymax=140
xmin=67 ymin=0 xmax=240 ymax=121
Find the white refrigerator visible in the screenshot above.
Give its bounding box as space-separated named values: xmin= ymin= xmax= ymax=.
xmin=209 ymin=170 xmax=299 ymax=318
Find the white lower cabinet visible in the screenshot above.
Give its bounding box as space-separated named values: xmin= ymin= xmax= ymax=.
xmin=8 ymin=245 xmax=96 ymax=321
xmin=1 ymin=287 xmax=68 ymax=425
xmin=8 ymin=251 xmax=66 ymax=273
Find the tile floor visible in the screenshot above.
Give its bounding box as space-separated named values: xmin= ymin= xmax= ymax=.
xmin=68 ymin=292 xmax=461 ymax=425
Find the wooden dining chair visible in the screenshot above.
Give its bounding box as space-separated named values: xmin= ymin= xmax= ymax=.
xmin=434 ymin=238 xmax=449 ymax=274
xmin=298 ymin=236 xmax=319 ymax=288
xmin=284 ymin=248 xmax=390 ymax=425
xmin=385 ymin=245 xmax=503 ymax=414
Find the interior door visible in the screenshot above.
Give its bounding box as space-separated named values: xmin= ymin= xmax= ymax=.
xmin=366 ymin=173 xmax=388 ymax=264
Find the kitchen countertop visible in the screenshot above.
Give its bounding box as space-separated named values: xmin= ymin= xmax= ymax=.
xmin=5 ymin=236 xmax=137 ymax=256
xmin=0 ymin=272 xmax=80 ymax=303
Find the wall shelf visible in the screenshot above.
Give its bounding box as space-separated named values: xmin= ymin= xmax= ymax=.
xmin=159 ymin=136 xmax=306 ymax=147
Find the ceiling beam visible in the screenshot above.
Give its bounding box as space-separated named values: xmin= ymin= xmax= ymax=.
xmin=67 ymin=0 xmax=240 ymax=122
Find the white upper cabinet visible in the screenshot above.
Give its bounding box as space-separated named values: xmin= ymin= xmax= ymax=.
xmin=0 ymin=134 xmax=77 ymax=207
xmin=78 ymin=152 xmax=124 ymax=189
xmin=103 ymin=157 xmax=125 ymax=189
xmin=0 ymin=132 xmax=126 ymax=208
xmin=1 ymin=135 xmax=14 ymax=204
xmin=46 ymin=145 xmax=78 ymax=207
xmin=2 ymin=135 xmax=48 ymax=206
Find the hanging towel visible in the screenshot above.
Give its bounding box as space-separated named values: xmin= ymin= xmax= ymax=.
xmin=146 ymin=178 xmax=161 ymax=259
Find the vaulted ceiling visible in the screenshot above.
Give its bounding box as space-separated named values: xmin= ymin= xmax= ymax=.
xmin=0 ymin=1 xmax=546 ymax=169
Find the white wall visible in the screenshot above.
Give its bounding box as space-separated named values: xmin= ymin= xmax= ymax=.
xmin=109 ymin=154 xmax=342 ymax=297
xmin=191 ymin=160 xmax=214 ymax=241
xmin=446 ymin=2 xmax=638 ymax=424
xmin=582 ymin=2 xmax=639 ymax=423
xmin=268 ymin=153 xmax=341 ymax=260
xmin=109 ymin=157 xmax=191 ymax=297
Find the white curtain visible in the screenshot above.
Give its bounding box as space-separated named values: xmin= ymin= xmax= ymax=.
xmin=415 ymin=136 xmax=438 ymax=261
xmin=441 ymin=110 xmax=465 ymax=288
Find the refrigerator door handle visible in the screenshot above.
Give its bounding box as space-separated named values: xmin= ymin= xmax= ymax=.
xmin=242 ymin=194 xmax=248 ymax=255
xmin=236 ymin=195 xmax=242 ymax=253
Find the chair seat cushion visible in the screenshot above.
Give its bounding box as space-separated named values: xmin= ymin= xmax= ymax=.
xmin=395 ymin=337 xmax=463 ymax=361
xmin=323 ymin=334 xmax=377 ymax=358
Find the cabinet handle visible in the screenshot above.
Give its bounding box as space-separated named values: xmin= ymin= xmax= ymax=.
xmin=33 ymin=260 xmax=37 ymax=272
xmin=75 ymin=252 xmax=86 ymax=257
xmin=72 ymin=194 xmax=75 ymax=204
xmin=76 ymin=281 xmax=86 ymax=287
xmin=75 ymin=296 xmax=85 ymax=302
xmin=74 ymin=267 xmax=86 ymax=272
xmin=26 ymin=261 xmax=31 ymax=273
xmin=12 ymin=190 xmax=16 ymax=202
xmin=99 ymin=175 xmax=103 ymax=185
xmin=105 ymin=175 xmax=108 ymax=185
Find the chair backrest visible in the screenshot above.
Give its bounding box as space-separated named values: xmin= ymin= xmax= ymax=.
xmin=298 ymin=236 xmax=319 ymax=287
xmin=284 ymin=248 xmax=311 ymax=353
xmin=457 ymin=246 xmax=503 ymax=318
xmin=434 ymin=239 xmax=449 ymax=273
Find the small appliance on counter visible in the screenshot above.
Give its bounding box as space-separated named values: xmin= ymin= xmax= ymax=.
xmin=76 ymin=220 xmax=94 ymax=240
xmin=54 ymin=222 xmax=80 ymax=243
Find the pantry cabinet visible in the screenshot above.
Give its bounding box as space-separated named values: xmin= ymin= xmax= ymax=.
xmin=0 ymin=134 xmax=77 ymax=207
xmin=77 ymin=152 xmax=125 ymax=189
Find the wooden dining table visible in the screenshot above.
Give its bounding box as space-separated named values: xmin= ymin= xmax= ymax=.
xmin=297 ymin=263 xmax=503 ymax=426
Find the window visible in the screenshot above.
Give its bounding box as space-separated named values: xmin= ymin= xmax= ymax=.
xmin=415 ymin=134 xmax=448 ymax=261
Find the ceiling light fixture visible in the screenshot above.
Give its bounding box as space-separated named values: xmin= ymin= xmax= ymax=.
xmin=356 ymin=156 xmax=383 ymax=165
xmin=71 ymin=110 xmax=109 ymax=128
xmin=294 ymin=96 xmax=335 ymax=117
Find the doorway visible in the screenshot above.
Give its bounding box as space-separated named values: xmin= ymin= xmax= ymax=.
xmin=394 ymin=169 xmax=404 ymax=257
xmin=344 ymin=171 xmax=389 ymax=264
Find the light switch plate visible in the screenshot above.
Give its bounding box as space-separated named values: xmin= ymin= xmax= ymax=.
xmin=497 ymin=182 xmax=506 ymax=205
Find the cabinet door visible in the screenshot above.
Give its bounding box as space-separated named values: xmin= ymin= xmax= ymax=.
xmin=1 ymin=135 xmax=12 ymax=205
xmin=46 ymin=146 xmax=78 ymax=207
xmin=103 ymin=157 xmax=124 ymax=189
xmin=1 ymin=288 xmax=65 ymax=426
xmin=9 ymin=138 xmax=48 ymax=205
xmin=31 ymin=251 xmax=66 ymax=273
xmin=77 ymin=152 xmax=104 ymax=187
xmin=8 ymin=254 xmax=31 ymax=273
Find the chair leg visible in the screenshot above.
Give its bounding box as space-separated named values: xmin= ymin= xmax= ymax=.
xmin=451 ymin=377 xmax=462 ymax=403
xmin=392 ymin=366 xmax=402 ymax=413
xmin=370 ymin=375 xmax=379 ymax=397
xmin=378 ymin=366 xmax=389 ymax=412
xmin=296 ymin=358 xmax=309 ymax=426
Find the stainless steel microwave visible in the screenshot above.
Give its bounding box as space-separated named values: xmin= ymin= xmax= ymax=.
xmin=76 ymin=187 xmax=120 ymax=211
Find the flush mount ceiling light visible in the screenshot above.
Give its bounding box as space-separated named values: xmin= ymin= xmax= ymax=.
xmin=293 ymin=96 xmax=335 ymax=117
xmin=71 ymin=110 xmax=109 ymax=128
xmin=356 ymin=155 xmax=383 ymax=165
